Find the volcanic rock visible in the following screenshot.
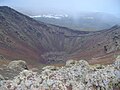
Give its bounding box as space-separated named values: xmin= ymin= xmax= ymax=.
xmin=0 ymin=58 xmax=119 ymax=90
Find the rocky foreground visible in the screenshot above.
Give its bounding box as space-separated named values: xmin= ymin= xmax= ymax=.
xmin=0 ymin=57 xmax=120 ymax=90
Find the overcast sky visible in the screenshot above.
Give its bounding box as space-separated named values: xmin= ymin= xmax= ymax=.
xmin=0 ymin=0 xmax=120 ymax=17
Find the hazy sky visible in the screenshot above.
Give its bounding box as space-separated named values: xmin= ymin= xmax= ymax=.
xmin=0 ymin=0 xmax=120 ymax=17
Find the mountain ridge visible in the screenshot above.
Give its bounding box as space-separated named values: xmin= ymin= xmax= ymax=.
xmin=33 ymin=12 xmax=120 ymax=31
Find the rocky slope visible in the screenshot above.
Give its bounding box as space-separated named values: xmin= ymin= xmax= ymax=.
xmin=0 ymin=6 xmax=120 ymax=65
xmin=0 ymin=56 xmax=119 ymax=90
xmin=0 ymin=6 xmax=89 ymax=65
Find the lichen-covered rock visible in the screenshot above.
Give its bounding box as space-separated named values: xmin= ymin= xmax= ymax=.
xmin=7 ymin=60 xmax=28 ymax=70
xmin=0 ymin=86 xmax=8 ymax=90
xmin=42 ymin=65 xmax=59 ymax=71
xmin=66 ymin=60 xmax=77 ymax=67
xmin=0 ymin=75 xmax=4 ymax=87
xmin=0 ymin=58 xmax=120 ymax=90
xmin=85 ymin=66 xmax=118 ymax=89
xmin=0 ymin=74 xmax=4 ymax=81
xmin=113 ymin=56 xmax=120 ymax=70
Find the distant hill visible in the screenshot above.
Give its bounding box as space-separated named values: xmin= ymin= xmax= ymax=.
xmin=32 ymin=12 xmax=120 ymax=31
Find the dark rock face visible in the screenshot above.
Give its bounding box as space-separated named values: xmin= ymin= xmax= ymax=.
xmin=0 ymin=6 xmax=120 ymax=65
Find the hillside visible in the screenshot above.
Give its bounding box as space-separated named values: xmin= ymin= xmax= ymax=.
xmin=0 ymin=6 xmax=90 ymax=65
xmin=0 ymin=6 xmax=120 ymax=66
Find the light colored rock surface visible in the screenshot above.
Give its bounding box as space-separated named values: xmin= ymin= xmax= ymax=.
xmin=66 ymin=59 xmax=77 ymax=67
xmin=0 ymin=58 xmax=120 ymax=90
xmin=0 ymin=74 xmax=4 ymax=81
xmin=113 ymin=56 xmax=120 ymax=70
xmin=7 ymin=60 xmax=28 ymax=70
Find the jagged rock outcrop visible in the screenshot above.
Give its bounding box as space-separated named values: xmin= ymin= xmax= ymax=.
xmin=0 ymin=56 xmax=120 ymax=90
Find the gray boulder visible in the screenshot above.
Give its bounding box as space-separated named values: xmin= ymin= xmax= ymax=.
xmin=66 ymin=59 xmax=77 ymax=67
xmin=7 ymin=60 xmax=28 ymax=70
